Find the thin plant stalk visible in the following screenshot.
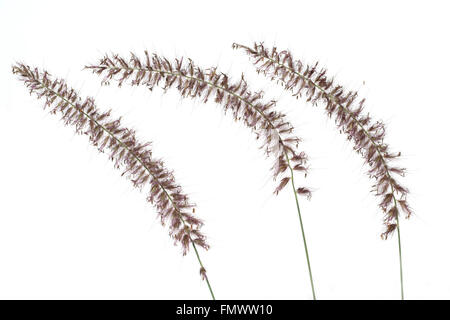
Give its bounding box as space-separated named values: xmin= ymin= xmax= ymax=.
xmin=286 ymin=154 xmax=316 ymax=299
xmin=192 ymin=241 xmax=215 ymax=299
xmin=396 ymin=207 xmax=404 ymax=300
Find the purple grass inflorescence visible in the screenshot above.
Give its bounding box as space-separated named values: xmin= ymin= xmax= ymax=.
xmin=12 ymin=63 xmax=214 ymax=297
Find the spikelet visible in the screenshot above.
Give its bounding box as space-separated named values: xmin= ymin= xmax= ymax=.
xmin=233 ymin=42 xmax=411 ymax=238
xmin=12 ymin=63 xmax=208 ymax=255
xmin=85 ymin=53 xmax=311 ymax=198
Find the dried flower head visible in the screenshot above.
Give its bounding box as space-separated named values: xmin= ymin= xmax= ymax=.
xmin=85 ymin=52 xmax=311 ymax=198
xmin=233 ymin=42 xmax=411 ymax=239
xmin=12 ymin=63 xmax=208 ymax=255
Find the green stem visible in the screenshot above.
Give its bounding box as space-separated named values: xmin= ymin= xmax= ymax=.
xmin=395 ymin=203 xmax=404 ymax=300
xmin=286 ymin=154 xmax=316 ymax=300
xmin=39 ymin=80 xmax=216 ymax=300
xmin=192 ymin=242 xmax=215 ymax=300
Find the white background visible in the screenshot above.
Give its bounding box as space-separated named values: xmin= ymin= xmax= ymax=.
xmin=0 ymin=0 xmax=449 ymax=300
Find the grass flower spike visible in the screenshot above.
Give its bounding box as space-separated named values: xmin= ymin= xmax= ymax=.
xmin=12 ymin=63 xmax=215 ymax=299
xmin=233 ymin=42 xmax=411 ymax=299
xmin=86 ymin=52 xmax=317 ymax=299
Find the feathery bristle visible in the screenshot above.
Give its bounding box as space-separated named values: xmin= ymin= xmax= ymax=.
xmin=12 ymin=63 xmax=208 ymax=255
xmin=233 ymin=42 xmax=411 ymax=238
xmin=86 ymin=52 xmax=311 ymax=197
